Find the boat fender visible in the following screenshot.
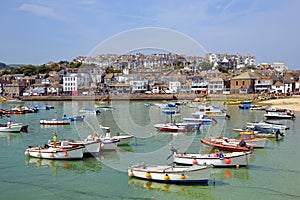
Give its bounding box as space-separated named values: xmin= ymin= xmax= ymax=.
xmin=192 ymin=159 xmax=198 ymax=165
xmin=224 ymin=158 xmax=231 ymax=164
xmin=164 ymin=174 xmax=170 ymax=180
xmin=145 ymin=172 xmax=151 ymax=178
xmin=128 ymin=172 xmax=134 ymax=177
xmin=180 ymin=174 xmax=185 ymax=179
xmin=64 ymin=152 xmax=68 ymax=157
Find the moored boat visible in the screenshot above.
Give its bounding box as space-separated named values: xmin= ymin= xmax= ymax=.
xmin=79 ymin=107 xmax=100 ymax=115
xmin=264 ymin=109 xmax=295 ymax=119
xmin=214 ymin=131 xmax=267 ymax=148
xmin=128 ymin=163 xmax=212 ymax=184
xmin=40 ymin=119 xmax=71 ymax=125
xmin=201 ymin=138 xmax=253 ymax=152
xmin=25 ymin=140 xmax=85 ymax=160
xmin=173 ymin=151 xmax=251 ymax=167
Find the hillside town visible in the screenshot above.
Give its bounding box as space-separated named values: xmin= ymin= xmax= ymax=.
xmin=0 ymin=52 xmax=299 ymax=100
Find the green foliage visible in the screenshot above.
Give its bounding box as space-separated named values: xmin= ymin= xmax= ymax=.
xmin=200 ymin=62 xmax=213 ymax=71
xmin=174 ymin=66 xmax=184 ymax=70
xmin=216 ymin=65 xmax=229 ymax=73
xmin=69 ymin=61 xmax=81 ymax=68
xmin=0 ymin=69 xmax=10 ymax=76
xmin=105 ymin=66 xmax=121 ymax=73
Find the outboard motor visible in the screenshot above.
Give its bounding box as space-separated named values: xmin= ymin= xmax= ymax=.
xmin=239 ymin=139 xmax=246 ymax=147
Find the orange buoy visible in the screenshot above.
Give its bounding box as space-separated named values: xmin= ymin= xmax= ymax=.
xmin=64 ymin=152 xmax=68 ymax=157
xmin=128 ymin=172 xmax=134 ymax=177
xmin=145 ymin=172 xmax=151 ymax=178
xmin=224 ymin=158 xmax=231 ymax=164
xmin=193 ymin=159 xmax=198 ymax=165
xmin=164 ymin=174 xmax=170 ymax=180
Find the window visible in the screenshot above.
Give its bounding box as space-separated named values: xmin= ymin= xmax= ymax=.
xmin=236 ymin=81 xmax=238 ymax=86
xmin=242 ymin=81 xmax=245 ymax=85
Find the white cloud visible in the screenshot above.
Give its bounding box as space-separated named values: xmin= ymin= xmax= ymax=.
xmin=18 ymin=3 xmax=66 ymax=21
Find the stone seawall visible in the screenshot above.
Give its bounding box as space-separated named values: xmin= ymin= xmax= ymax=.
xmin=19 ymin=94 xmax=259 ymax=101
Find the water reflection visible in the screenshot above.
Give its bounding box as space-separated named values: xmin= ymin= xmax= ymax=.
xmin=25 ymin=157 xmax=102 ymax=175
xmin=128 ymin=177 xmax=214 ymax=199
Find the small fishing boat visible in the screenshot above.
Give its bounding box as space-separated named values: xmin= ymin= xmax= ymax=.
xmin=154 ymin=123 xmax=187 ymax=132
xmin=173 ymin=150 xmax=251 ymax=167
xmin=79 ymin=107 xmax=100 ymax=115
xmin=182 ymin=118 xmax=213 ymax=125
xmin=111 ymin=134 xmax=135 ymax=146
xmin=250 ymin=105 xmax=266 ymax=110
xmin=28 ymin=104 xmax=52 ymax=110
xmin=0 ymin=122 xmax=25 ymax=133
xmin=6 ymin=98 xmax=25 ymax=104
xmin=25 ymin=140 xmax=85 ymax=160
xmin=201 ymin=138 xmax=253 ymax=152
xmin=215 ymin=132 xmax=267 ymax=148
xmin=96 ymin=105 xmax=115 ymax=111
xmin=247 ymin=120 xmax=289 ymax=131
xmin=264 ymin=109 xmax=295 ymax=119
xmin=238 ymin=103 xmax=252 ymax=109
xmin=62 ymin=115 xmax=84 ymax=121
xmin=226 ymin=100 xmax=241 ymax=105
xmin=40 ymin=119 xmax=71 ymax=125
xmin=128 ymin=163 xmax=212 ymax=184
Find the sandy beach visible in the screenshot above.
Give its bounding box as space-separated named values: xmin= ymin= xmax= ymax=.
xmin=257 ymin=96 xmax=300 ymax=112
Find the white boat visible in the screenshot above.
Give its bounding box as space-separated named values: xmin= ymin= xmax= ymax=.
xmin=173 ymin=151 xmax=251 ymax=167
xmin=192 ymin=104 xmax=229 ymax=119
xmin=6 ymin=98 xmax=25 ymax=104
xmin=0 ymin=121 xmax=25 ymax=133
xmin=25 ymin=140 xmax=85 ymax=160
xmin=154 ymin=123 xmax=187 ymax=132
xmin=96 ymin=105 xmax=115 ymax=111
xmin=79 ymin=107 xmax=100 ymax=115
xmin=111 ymin=134 xmax=135 ymax=146
xmin=66 ymin=136 xmax=102 ymax=155
xmin=182 ymin=118 xmax=213 ymax=125
xmin=264 ymin=110 xmax=295 ymax=119
xmin=40 ymin=119 xmax=71 ymax=125
xmin=246 ymin=120 xmax=289 ymax=131
xmin=128 ymin=163 xmax=212 ymax=184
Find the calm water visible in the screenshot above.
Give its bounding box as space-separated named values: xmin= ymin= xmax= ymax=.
xmin=0 ymin=100 xmax=300 ymax=200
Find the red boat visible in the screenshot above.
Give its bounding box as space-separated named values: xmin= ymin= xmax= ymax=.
xmin=0 ymin=109 xmax=25 ymax=114
xmin=201 ymin=138 xmax=253 ymax=152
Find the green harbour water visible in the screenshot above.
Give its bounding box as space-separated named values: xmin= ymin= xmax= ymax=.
xmin=0 ymin=100 xmax=299 ymax=200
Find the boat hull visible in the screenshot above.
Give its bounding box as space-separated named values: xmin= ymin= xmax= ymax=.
xmin=40 ymin=119 xmax=71 ymax=125
xmin=25 ymin=146 xmax=84 ymax=160
xmin=173 ymin=152 xmax=250 ymax=167
xmin=201 ymin=138 xmax=253 ymax=152
xmin=128 ymin=164 xmax=212 ymax=184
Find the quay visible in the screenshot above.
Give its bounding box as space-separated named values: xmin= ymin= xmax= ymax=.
xmin=19 ymin=94 xmax=259 ymax=101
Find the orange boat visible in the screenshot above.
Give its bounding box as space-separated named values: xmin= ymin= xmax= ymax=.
xmin=201 ymin=138 xmax=253 ymax=152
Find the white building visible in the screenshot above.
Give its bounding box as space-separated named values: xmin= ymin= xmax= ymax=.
xmin=63 ymin=73 xmax=78 ymax=92
xmin=169 ymin=81 xmax=181 ymax=93
xmin=129 ymin=80 xmax=148 ymax=93
xmin=271 ymin=62 xmax=287 ymax=72
xmin=208 ymin=77 xmax=224 ymax=94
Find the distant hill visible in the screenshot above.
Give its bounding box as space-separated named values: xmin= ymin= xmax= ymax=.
xmin=0 ymin=62 xmax=24 ymax=70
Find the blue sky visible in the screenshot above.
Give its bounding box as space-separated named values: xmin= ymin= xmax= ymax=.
xmin=1 ymin=0 xmax=300 ymax=69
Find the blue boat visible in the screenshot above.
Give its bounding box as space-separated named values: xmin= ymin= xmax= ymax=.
xmin=62 ymin=115 xmax=85 ymax=121
xmin=238 ymin=103 xmax=252 ymax=109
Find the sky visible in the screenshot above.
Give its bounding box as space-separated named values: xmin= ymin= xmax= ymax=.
xmin=0 ymin=0 xmax=300 ymax=69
